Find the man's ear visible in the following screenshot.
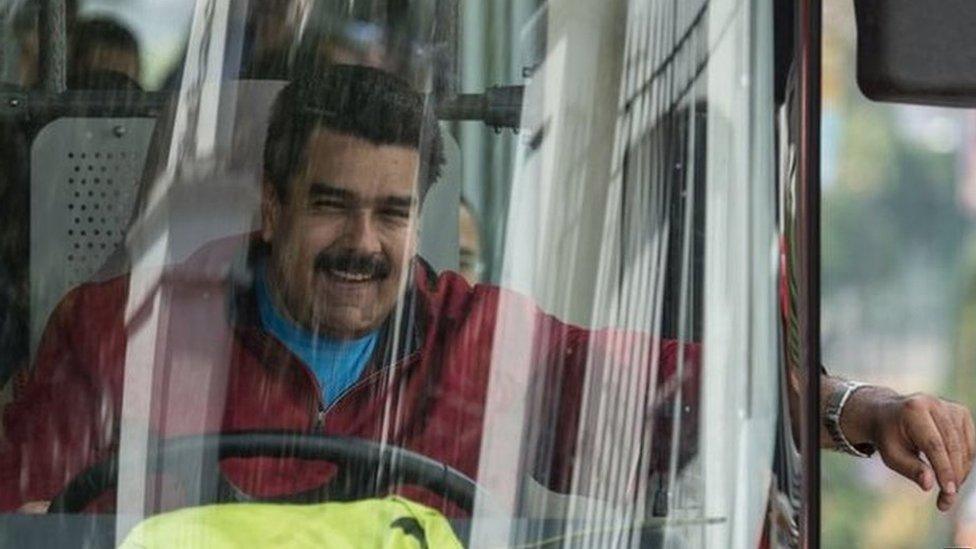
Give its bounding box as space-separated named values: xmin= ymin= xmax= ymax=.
xmin=260 ymin=178 xmax=281 ymax=243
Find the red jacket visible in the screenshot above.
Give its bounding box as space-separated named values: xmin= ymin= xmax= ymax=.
xmin=0 ymin=235 xmax=699 ymax=513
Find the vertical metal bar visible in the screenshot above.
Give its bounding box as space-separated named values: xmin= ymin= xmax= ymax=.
xmin=797 ymin=0 xmax=822 ymax=546
xmin=434 ymin=0 xmax=458 ymax=100
xmin=40 ymin=0 xmax=67 ymax=93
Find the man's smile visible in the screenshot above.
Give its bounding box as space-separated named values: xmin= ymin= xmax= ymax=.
xmin=323 ymin=267 xmax=384 ymax=283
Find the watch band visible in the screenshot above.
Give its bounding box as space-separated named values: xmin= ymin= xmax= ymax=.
xmin=824 ymin=380 xmax=875 ymax=458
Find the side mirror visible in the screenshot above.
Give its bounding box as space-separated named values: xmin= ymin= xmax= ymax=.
xmin=854 ymin=0 xmax=976 ymax=107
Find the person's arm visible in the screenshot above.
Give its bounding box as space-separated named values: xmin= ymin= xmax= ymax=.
xmin=0 ymin=289 xmax=115 ymax=512
xmin=821 ymin=374 xmax=975 ymax=512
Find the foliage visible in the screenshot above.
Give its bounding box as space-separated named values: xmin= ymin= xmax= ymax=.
xmin=821 ymin=453 xmax=878 ymax=548
xmin=822 ymin=106 xmax=967 ymax=296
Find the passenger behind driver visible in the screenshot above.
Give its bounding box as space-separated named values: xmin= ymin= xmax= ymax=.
xmin=0 ymin=65 xmax=972 ymax=515
xmin=68 ymin=17 xmax=142 ymax=90
xmin=458 ymin=198 xmax=483 ymax=286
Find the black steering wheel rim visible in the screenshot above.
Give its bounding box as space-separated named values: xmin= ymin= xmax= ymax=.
xmin=48 ymin=431 xmax=480 ymax=514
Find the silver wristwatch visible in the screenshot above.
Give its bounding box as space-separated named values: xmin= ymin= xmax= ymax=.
xmin=824 ymin=380 xmax=876 ymax=458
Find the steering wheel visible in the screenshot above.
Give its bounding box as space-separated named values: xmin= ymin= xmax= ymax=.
xmin=47 ymin=432 xmax=481 ymax=515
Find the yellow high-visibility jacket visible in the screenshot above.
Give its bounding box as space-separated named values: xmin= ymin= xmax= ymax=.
xmin=119 ymin=496 xmax=463 ymax=549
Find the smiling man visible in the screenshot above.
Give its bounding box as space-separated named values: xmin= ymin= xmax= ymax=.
xmin=261 ymin=133 xmax=417 ymax=342
xmin=0 ymin=65 xmax=972 ymax=516
xmin=253 ymin=70 xmax=437 ymax=404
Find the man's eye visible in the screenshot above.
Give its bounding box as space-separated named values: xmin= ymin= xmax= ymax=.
xmin=380 ymin=208 xmax=411 ymax=220
xmin=310 ymin=199 xmax=345 ymax=211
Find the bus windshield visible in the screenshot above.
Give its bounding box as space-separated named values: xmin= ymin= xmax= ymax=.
xmin=0 ymin=0 xmax=782 ymax=547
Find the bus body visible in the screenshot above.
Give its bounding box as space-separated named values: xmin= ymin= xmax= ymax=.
xmin=0 ymin=0 xmax=833 ymax=547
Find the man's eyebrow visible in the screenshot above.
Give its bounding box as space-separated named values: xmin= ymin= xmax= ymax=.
xmin=380 ymin=195 xmax=417 ymax=209
xmin=308 ymin=183 xmax=354 ymax=199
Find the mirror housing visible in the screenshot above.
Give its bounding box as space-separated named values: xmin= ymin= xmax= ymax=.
xmin=855 ymin=0 xmax=976 ymax=107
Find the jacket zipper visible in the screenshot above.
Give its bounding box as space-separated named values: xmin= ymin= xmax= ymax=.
xmin=297 ymin=351 xmax=421 ymax=431
xmin=295 ymin=352 xmax=417 ymax=431
xmin=322 ymin=350 xmax=420 ymax=417
xmin=320 ymin=367 xmax=387 ymax=418
xmin=292 ymin=361 xmax=328 ymax=430
xmin=286 ymin=311 xmax=426 ymax=430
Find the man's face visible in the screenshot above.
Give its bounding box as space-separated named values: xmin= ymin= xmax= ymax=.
xmin=262 ymin=129 xmax=421 ymax=339
xmin=458 ymin=203 xmax=482 ymax=285
xmin=78 ymin=46 xmax=140 ymax=82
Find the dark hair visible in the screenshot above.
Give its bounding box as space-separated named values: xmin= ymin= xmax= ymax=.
xmin=70 ymin=18 xmax=140 ymax=68
xmin=263 ymin=64 xmax=444 ymax=203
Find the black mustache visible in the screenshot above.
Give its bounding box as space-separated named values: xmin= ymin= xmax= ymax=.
xmin=314 ymin=251 xmax=392 ymax=279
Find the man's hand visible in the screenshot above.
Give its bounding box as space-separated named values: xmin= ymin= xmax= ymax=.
xmin=840 ymin=386 xmax=976 ymax=512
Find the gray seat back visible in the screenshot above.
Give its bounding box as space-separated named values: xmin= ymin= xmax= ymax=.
xmin=29 ymin=117 xmax=156 ymax=354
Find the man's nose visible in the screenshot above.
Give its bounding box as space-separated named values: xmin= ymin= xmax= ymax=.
xmin=341 ymin=209 xmax=382 ymax=253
